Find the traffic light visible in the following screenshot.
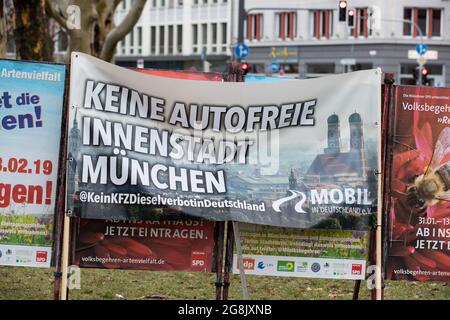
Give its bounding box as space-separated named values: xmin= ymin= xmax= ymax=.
xmin=348 ymin=9 xmax=355 ymax=27
xmin=339 ymin=1 xmax=347 ymax=21
xmin=239 ymin=62 xmax=250 ymax=75
xmin=412 ymin=67 xmax=431 ymax=86
xmin=421 ymin=68 xmax=430 ymax=86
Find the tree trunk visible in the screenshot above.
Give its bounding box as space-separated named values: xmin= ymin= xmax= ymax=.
xmin=0 ymin=0 xmax=6 ymax=58
xmin=13 ymin=0 xmax=52 ymax=61
xmin=66 ymin=0 xmax=96 ymax=58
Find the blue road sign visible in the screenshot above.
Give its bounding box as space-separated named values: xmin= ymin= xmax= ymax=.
xmin=235 ymin=43 xmax=249 ymax=59
xmin=270 ymin=61 xmax=280 ymax=73
xmin=416 ymin=43 xmax=429 ymax=56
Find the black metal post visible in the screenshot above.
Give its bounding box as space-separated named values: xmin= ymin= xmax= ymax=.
xmin=222 ymin=221 xmax=234 ymax=300
xmin=237 ymin=0 xmax=246 ymax=62
xmin=214 ymin=222 xmax=225 ymax=300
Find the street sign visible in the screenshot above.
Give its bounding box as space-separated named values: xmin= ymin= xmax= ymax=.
xmin=408 ymin=50 xmax=438 ymax=60
xmin=137 ymin=58 xmax=144 ymax=69
xmin=417 ymin=56 xmax=426 ymax=66
xmin=235 ymin=43 xmax=249 ymax=59
xmin=340 ymin=58 xmax=356 ymax=65
xmin=415 ymin=43 xmax=428 ymax=56
xmin=270 ymin=61 xmax=280 ymax=73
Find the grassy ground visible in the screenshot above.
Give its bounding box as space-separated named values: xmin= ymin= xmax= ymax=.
xmin=0 ymin=266 xmax=448 ymax=300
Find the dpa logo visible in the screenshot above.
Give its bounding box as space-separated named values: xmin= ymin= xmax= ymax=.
xmin=238 ymin=258 xmax=255 ymax=270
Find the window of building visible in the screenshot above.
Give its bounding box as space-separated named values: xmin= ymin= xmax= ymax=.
xmin=403 ymin=8 xmax=412 ymax=36
xmin=246 ymin=14 xmax=263 ymax=41
xmin=417 ymin=8 xmax=427 ymax=37
xmin=221 ymin=22 xmax=227 ymax=52
xmin=159 ymin=26 xmax=165 ymax=53
xmin=192 ymin=24 xmax=198 ymax=53
xmin=177 ymin=25 xmax=183 ymax=53
xmin=432 ymin=9 xmax=441 ymax=37
xmin=306 ymin=63 xmax=335 ymax=75
xmin=56 ymin=29 xmax=68 ymax=53
xmin=137 ymin=26 xmax=142 ymax=54
xmin=245 ymin=63 xmax=264 ymax=74
xmin=403 ymin=8 xmax=442 ymax=38
xmin=168 ymin=25 xmax=174 ymax=54
xmin=120 ymin=38 xmax=125 ymax=54
xmin=211 ymin=23 xmax=217 ymax=52
xmin=311 ymin=10 xmax=332 ymax=39
xmin=280 ymin=63 xmax=299 ymax=74
xmin=201 ymin=23 xmax=207 ymax=45
xmin=352 ymin=63 xmax=373 ymax=71
xmin=150 ymin=26 xmax=156 ymax=54
xmin=276 ymin=12 xmax=296 ymax=40
xmin=349 ymin=8 xmax=369 ymax=38
xmin=137 ymin=27 xmax=142 ymax=46
xmin=129 ymin=28 xmax=134 ymax=47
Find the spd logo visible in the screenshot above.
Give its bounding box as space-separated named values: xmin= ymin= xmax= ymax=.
xmin=191 ymin=251 xmax=206 ymax=268
xmin=36 ymin=251 xmax=48 ymax=263
xmin=351 ymin=264 xmax=363 ymax=275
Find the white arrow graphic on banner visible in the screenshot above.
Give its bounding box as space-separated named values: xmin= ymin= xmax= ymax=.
xmin=272 ymin=190 xmax=306 ymax=213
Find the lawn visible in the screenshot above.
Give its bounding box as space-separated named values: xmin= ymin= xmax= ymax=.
xmin=0 ymin=266 xmax=448 ymax=300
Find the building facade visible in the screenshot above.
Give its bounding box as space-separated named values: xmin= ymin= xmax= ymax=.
xmin=115 ymin=0 xmax=233 ymax=72
xmin=240 ymin=0 xmax=450 ymax=86
xmin=115 ymin=0 xmax=450 ymax=86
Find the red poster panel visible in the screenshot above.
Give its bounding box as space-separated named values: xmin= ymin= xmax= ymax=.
xmin=75 ymin=219 xmax=215 ymax=272
xmin=386 ymin=85 xmax=450 ymax=282
xmin=133 ymin=68 xmax=224 ymax=82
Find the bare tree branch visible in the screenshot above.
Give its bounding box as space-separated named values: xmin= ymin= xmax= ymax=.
xmin=113 ymin=0 xmax=122 ymax=10
xmin=45 ymin=0 xmax=68 ymax=30
xmin=100 ymin=0 xmax=146 ymax=62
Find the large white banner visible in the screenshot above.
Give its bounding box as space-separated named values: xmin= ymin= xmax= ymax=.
xmin=67 ymin=52 xmax=381 ymax=229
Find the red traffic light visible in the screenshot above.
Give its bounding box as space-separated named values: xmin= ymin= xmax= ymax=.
xmin=348 ymin=9 xmax=355 ymax=16
xmin=339 ymin=1 xmax=347 ymax=9
xmin=240 ymin=62 xmax=250 ymax=71
xmin=421 ymin=68 xmax=429 ymax=76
